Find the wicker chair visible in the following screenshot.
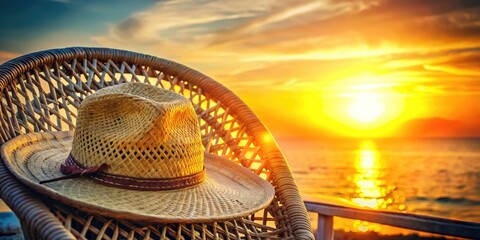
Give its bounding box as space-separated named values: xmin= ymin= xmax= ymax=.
xmin=0 ymin=47 xmax=314 ymax=240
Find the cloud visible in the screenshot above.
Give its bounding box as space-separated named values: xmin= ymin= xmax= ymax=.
xmin=210 ymin=0 xmax=339 ymax=45
xmin=93 ymin=0 xmax=275 ymax=46
xmin=91 ymin=1 xmax=386 ymax=80
xmin=205 ymin=0 xmax=480 ymax=57
xmin=92 ymin=0 xmax=288 ymax=74
xmin=424 ymin=64 xmax=480 ymax=76
xmin=91 ymin=0 xmax=480 ymax=97
xmin=93 ymin=0 xmax=480 ymax=54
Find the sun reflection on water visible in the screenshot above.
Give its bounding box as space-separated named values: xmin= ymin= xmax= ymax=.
xmin=348 ymin=140 xmax=406 ymax=233
xmin=352 ymin=141 xmax=383 ymax=209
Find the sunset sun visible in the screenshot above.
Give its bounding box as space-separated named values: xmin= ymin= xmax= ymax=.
xmin=348 ymin=93 xmax=385 ymax=123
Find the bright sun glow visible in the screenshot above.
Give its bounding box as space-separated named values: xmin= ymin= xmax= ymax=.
xmin=348 ymin=92 xmax=385 ymax=123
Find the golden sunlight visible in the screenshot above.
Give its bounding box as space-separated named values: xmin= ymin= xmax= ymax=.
xmin=348 ymin=92 xmax=385 ymax=123
xmin=352 ymin=141 xmax=382 ymax=209
xmin=350 ymin=141 xmax=384 ymax=232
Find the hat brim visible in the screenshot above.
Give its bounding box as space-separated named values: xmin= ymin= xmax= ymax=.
xmin=2 ymin=131 xmax=275 ymax=223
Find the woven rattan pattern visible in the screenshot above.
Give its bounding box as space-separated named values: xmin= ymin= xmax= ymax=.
xmin=0 ymin=47 xmax=314 ymax=239
xmin=72 ymin=83 xmax=204 ymax=178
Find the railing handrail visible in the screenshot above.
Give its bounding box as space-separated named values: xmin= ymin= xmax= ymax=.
xmin=303 ymin=195 xmax=480 ymax=239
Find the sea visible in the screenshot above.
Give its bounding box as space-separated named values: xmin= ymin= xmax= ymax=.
xmin=276 ymin=137 xmax=480 ymax=234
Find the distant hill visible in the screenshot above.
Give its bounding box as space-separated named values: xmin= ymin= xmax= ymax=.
xmin=397 ymin=117 xmax=480 ymax=138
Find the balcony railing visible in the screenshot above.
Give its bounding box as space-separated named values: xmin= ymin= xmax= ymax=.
xmin=303 ymin=195 xmax=480 ymax=240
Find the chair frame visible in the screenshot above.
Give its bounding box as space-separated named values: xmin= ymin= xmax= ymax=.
xmin=0 ymin=47 xmax=313 ymax=239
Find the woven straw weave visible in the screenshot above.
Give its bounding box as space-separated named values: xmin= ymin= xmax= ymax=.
xmin=72 ymin=83 xmax=204 ymax=178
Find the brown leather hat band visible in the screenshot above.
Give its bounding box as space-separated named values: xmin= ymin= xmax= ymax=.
xmin=40 ymin=154 xmax=206 ymax=191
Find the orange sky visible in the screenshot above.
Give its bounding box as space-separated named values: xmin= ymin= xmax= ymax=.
xmin=1 ymin=0 xmax=480 ymax=138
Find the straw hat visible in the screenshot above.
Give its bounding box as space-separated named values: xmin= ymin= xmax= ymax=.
xmin=1 ymin=83 xmax=274 ymax=223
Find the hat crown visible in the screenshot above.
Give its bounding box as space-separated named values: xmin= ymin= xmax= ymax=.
xmin=71 ymin=83 xmax=204 ymax=179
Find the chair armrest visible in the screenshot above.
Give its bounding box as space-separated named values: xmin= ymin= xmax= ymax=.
xmin=0 ymin=160 xmax=75 ymax=240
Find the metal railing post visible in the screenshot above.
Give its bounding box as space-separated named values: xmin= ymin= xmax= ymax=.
xmin=316 ymin=214 xmax=334 ymax=240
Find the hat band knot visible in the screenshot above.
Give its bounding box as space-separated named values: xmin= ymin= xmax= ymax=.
xmin=41 ymin=154 xmax=206 ymax=191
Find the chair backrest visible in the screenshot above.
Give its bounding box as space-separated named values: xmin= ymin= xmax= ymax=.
xmin=0 ymin=47 xmax=313 ymax=239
